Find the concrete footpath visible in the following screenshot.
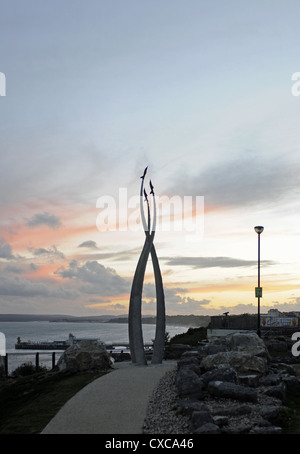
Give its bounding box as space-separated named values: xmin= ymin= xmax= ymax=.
xmin=41 ymin=360 xmax=177 ymax=435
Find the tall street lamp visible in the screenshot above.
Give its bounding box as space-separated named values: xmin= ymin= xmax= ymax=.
xmin=254 ymin=226 xmax=264 ymax=337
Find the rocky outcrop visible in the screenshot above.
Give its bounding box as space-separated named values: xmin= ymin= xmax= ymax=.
xmin=57 ymin=340 xmax=112 ymax=373
xmin=174 ymin=332 xmax=300 ymax=434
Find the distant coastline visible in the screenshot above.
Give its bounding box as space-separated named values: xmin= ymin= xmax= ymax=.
xmin=0 ymin=313 xmax=210 ymax=327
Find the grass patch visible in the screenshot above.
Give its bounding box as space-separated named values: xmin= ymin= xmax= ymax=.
xmin=282 ymin=393 xmax=300 ymax=434
xmin=281 ymin=364 xmax=300 ymax=434
xmin=0 ymin=368 xmax=109 ymax=434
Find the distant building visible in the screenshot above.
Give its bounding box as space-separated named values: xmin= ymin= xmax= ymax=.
xmin=267 ymin=309 xmax=282 ymax=317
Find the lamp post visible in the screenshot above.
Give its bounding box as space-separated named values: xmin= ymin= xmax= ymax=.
xmin=254 ymin=226 xmax=264 ymax=337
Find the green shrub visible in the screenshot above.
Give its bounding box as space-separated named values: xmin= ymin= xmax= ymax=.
xmin=11 ymin=362 xmax=46 ymax=378
xmin=169 ymin=327 xmax=207 ymax=346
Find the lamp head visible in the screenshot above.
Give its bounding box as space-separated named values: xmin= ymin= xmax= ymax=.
xmin=254 ymin=226 xmax=264 ymax=235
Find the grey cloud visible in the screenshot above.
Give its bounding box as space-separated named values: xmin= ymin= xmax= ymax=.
xmin=55 ymin=260 xmax=130 ymax=296
xmin=77 ymin=247 xmax=142 ymax=263
xmin=143 ymin=283 xmax=188 ymax=301
xmin=30 ymin=245 xmax=65 ymax=259
xmin=0 ymin=275 xmax=76 ymax=299
xmin=162 ymin=256 xmax=275 ymax=269
xmin=142 ymin=284 xmax=210 ymax=314
xmin=0 ymin=239 xmax=14 ymax=259
xmin=78 ymin=241 xmax=98 ymax=249
xmin=27 ymin=212 xmax=61 ymax=228
xmin=167 ymin=153 xmax=300 ymax=209
xmin=3 ymin=262 xmax=38 ymax=275
xmin=4 ymin=264 xmax=23 ymax=274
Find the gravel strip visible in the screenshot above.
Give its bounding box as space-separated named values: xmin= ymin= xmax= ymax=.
xmin=143 ymin=368 xmax=284 ymax=434
xmin=143 ymin=369 xmax=191 ymax=434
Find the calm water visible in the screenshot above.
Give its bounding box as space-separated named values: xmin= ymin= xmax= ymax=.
xmin=0 ymin=321 xmax=186 ymax=373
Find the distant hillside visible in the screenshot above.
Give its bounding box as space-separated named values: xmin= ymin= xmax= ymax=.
xmin=107 ymin=315 xmax=210 ymax=328
xmin=0 ymin=314 xmax=211 ymax=327
xmin=0 ymin=314 xmax=75 ymax=322
xmin=0 ymin=314 xmax=117 ymax=323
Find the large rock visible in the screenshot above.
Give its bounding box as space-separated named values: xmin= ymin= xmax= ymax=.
xmin=175 ymin=366 xmax=204 ymax=398
xmin=208 ymin=381 xmax=258 ymax=402
xmin=200 ymin=351 xmax=267 ymax=376
xmin=190 ymin=410 xmax=214 ymax=430
xmin=57 ymin=340 xmax=112 ymax=373
xmin=164 ymin=344 xmax=192 ymax=359
xmin=229 ymin=332 xmax=269 ymax=359
xmin=210 ymin=403 xmax=252 ymax=417
xmin=178 ymin=400 xmax=209 ymax=416
xmin=201 ymin=366 xmax=237 ymax=386
xmin=260 ymin=405 xmax=283 ymax=424
xmin=208 ymin=332 xmax=270 ymax=360
xmin=193 ymin=422 xmax=221 ymax=434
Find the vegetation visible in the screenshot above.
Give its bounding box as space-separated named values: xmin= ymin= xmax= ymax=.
xmin=0 ymin=367 xmax=108 ymax=434
xmin=11 ymin=361 xmax=47 ymax=378
xmin=281 ymin=364 xmax=300 ymax=434
xmin=168 ymin=326 xmax=207 ymax=346
xmin=109 ymin=314 xmax=210 ymax=327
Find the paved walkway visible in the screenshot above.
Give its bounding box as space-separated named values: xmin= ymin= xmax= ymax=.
xmin=41 ymin=360 xmax=177 ymax=434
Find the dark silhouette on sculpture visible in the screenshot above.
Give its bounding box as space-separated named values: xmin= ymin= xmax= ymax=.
xmin=128 ymin=167 xmax=166 ymax=365
xmin=140 ymin=166 xmax=148 ymax=179
xmin=149 ymin=180 xmax=154 ymax=195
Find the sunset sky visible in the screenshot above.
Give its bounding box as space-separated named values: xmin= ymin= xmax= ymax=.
xmin=1 ymin=1 xmax=300 ymax=316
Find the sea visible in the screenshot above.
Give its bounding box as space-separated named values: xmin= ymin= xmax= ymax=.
xmin=0 ymin=321 xmax=187 ymax=374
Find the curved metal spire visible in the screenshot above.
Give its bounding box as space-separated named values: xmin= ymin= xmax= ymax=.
xmin=128 ymin=167 xmax=165 ymax=365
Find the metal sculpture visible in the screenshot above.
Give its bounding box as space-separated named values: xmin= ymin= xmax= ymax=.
xmin=128 ymin=167 xmax=166 ymax=365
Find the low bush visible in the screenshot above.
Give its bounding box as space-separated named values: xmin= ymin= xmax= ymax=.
xmin=169 ymin=327 xmax=207 ymax=346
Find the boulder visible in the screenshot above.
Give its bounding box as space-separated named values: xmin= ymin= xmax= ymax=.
xmin=263 ymin=383 xmax=286 ymax=403
xmin=213 ymin=415 xmax=229 ymax=427
xmin=164 ymin=344 xmax=192 ymax=359
xmin=260 ymin=405 xmax=283 ymax=424
xmin=210 ymin=403 xmax=252 ymax=417
xmin=208 ymin=381 xmax=258 ymax=402
xmin=57 ymin=340 xmax=112 ymax=373
xmin=178 ymin=400 xmax=209 ymax=416
xmin=238 ymin=374 xmax=260 ymax=387
xmin=277 ymin=363 xmax=296 ymax=376
xmin=201 ymin=351 xmax=267 ymax=376
xmin=222 ymin=422 xmax=253 ymax=434
xmin=190 ymin=410 xmax=214 ymax=430
xmin=229 ymin=332 xmax=269 ymax=359
xmin=267 ymin=339 xmax=288 ymax=353
xmin=175 ymin=366 xmax=204 ymax=398
xmin=249 ymin=426 xmax=282 ymax=434
xmin=283 ymin=375 xmax=300 ymax=393
xmin=259 ymin=373 xmax=281 ymax=386
xmin=177 ymin=355 xmax=202 ymax=375
xmin=193 ymin=422 xmax=221 ymax=434
xmin=208 ymin=331 xmax=269 ymax=356
xmin=201 ymin=366 xmax=237 ymax=386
